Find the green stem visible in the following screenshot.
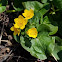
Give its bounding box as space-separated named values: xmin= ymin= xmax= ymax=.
xmin=6 ymin=10 xmax=17 ymax=13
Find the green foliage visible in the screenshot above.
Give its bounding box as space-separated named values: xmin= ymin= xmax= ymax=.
xmin=0 ymin=0 xmax=7 ymax=13
xmin=0 ymin=6 xmax=6 ymax=13
xmin=23 ymin=1 xmax=43 ymax=11
xmin=41 ymin=0 xmax=47 ymax=3
xmin=52 ymin=44 xmax=62 ymax=61
xmin=46 ymin=24 xmax=58 ymax=35
xmin=19 ymin=33 xmax=55 ymax=60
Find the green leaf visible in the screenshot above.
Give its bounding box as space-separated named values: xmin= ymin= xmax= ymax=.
xmin=52 ymin=44 xmax=62 ymax=61
xmin=37 ymin=24 xmax=50 ymax=32
xmin=37 ymin=23 xmax=58 ymax=36
xmin=20 ymin=36 xmax=31 ymax=52
xmin=13 ymin=35 xmax=20 ymax=43
xmin=46 ymin=24 xmax=58 ymax=35
xmin=40 ymin=16 xmax=58 ymax=35
xmin=0 ymin=0 xmax=7 ymax=13
xmin=30 ymin=38 xmax=47 ymax=60
xmin=43 ymin=16 xmax=50 ymax=24
xmin=40 ymin=14 xmax=43 ymax=24
xmin=38 ymin=32 xmax=55 ymax=54
xmin=39 ymin=3 xmax=50 ymax=15
xmin=22 ymin=1 xmax=43 ymax=11
xmin=0 ymin=6 xmax=6 ymax=13
xmin=39 ymin=8 xmax=48 ymax=16
xmin=41 ymin=0 xmax=47 ymax=3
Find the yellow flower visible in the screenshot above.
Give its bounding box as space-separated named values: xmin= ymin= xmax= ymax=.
xmin=14 ymin=15 xmax=28 ymax=30
xmin=10 ymin=26 xmax=20 ymax=36
xmin=18 ymin=15 xmax=28 ymax=25
xmin=26 ymin=28 xmax=38 ymax=38
xmin=22 ymin=9 xmax=34 ymax=19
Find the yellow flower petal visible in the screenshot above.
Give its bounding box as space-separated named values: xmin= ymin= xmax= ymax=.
xmin=24 ymin=19 xmax=28 ymax=25
xmin=19 ymin=24 xmax=25 ymax=29
xmin=18 ymin=15 xmax=24 ymax=19
xmin=30 ymin=9 xmax=34 ymax=13
xmin=17 ymin=29 xmax=20 ymax=36
xmin=26 ymin=28 xmax=38 ymax=38
xmin=22 ymin=9 xmax=34 ymax=19
xmin=10 ymin=26 xmax=20 ymax=36
xmin=14 ymin=15 xmax=28 ymax=29
xmin=13 ymin=32 xmax=17 ymax=35
xmin=14 ymin=24 xmax=19 ymax=28
xmin=14 ymin=15 xmax=28 ymax=30
xmin=24 ymin=9 xmax=29 ymax=13
xmin=10 ymin=26 xmax=14 ymax=31
xmin=14 ymin=18 xmax=18 ymax=23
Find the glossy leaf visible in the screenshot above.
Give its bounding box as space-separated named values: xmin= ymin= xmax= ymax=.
xmin=0 ymin=0 xmax=7 ymax=13
xmin=52 ymin=44 xmax=62 ymax=61
xmin=41 ymin=0 xmax=47 ymax=3
xmin=39 ymin=3 xmax=50 ymax=15
xmin=14 ymin=35 xmax=20 ymax=43
xmin=0 ymin=6 xmax=6 ymax=13
xmin=22 ymin=1 xmax=43 ymax=11
xmin=46 ymin=24 xmax=58 ymax=35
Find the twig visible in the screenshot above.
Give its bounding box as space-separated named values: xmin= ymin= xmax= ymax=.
xmin=0 ymin=22 xmax=5 ymax=44
xmin=0 ymin=55 xmax=38 ymax=61
xmin=1 ymin=40 xmax=12 ymax=46
xmin=0 ymin=50 xmax=12 ymax=62
xmin=0 ymin=14 xmax=5 ymax=44
xmin=0 ymin=55 xmax=27 ymax=60
xmin=51 ymin=53 xmax=58 ymax=62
